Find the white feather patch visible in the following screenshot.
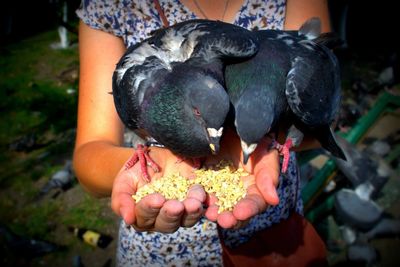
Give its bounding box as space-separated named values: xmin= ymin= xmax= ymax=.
xmin=207 ymin=127 xmax=223 ymax=138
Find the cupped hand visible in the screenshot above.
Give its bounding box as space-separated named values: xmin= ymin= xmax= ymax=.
xmin=111 ymin=147 xmax=206 ymax=233
xmin=203 ymin=128 xmax=280 ymax=229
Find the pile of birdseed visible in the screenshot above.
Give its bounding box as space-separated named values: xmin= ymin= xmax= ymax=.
xmin=132 ymin=160 xmax=248 ymax=213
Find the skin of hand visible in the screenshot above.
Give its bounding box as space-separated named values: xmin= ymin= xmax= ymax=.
xmin=111 ymin=129 xmax=280 ymax=232
xmin=203 ymin=128 xmax=280 ymax=229
xmin=111 ymin=147 xmax=206 ymax=233
xmin=111 ymin=147 xmax=207 ymax=233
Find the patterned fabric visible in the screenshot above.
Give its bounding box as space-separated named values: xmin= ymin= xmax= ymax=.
xmin=118 ymin=217 xmax=223 ymax=266
xmin=76 ymin=1 xmax=304 ymax=266
xmin=76 ymin=0 xmax=287 ymax=47
xmin=220 ymin=153 xmax=303 ymax=248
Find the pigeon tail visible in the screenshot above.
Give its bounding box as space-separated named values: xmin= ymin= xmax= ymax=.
xmin=298 ymin=17 xmax=321 ymax=40
xmin=313 ymin=32 xmax=344 ymax=50
xmin=298 ymin=17 xmax=343 ymax=49
xmin=314 ymin=125 xmax=347 ymax=161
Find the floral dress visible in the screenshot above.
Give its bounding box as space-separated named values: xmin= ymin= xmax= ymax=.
xmin=76 ymin=1 xmax=303 ymax=266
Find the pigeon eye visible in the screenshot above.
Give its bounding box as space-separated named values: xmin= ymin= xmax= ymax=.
xmin=193 ymin=108 xmax=201 ymax=116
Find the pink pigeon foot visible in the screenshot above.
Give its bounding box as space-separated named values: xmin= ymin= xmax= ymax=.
xmin=271 ymin=138 xmax=293 ymax=173
xmin=124 ymin=144 xmax=160 ymax=182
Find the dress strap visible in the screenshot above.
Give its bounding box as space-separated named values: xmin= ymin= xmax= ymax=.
xmin=153 ymin=0 xmax=170 ymax=27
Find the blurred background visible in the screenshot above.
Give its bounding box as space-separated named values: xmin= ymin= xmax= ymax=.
xmin=0 ymin=0 xmax=399 ymax=266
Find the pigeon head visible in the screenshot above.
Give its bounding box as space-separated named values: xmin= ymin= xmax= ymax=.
xmin=186 ymin=72 xmax=229 ymax=155
xmin=142 ymin=66 xmax=229 ymax=158
xmin=234 ymin=87 xmax=276 ymax=164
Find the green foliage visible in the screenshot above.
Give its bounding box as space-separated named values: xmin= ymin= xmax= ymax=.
xmin=0 ymin=29 xmax=105 ymax=250
xmin=61 ymin=194 xmax=112 ymax=231
xmin=11 ymin=201 xmax=60 ymax=240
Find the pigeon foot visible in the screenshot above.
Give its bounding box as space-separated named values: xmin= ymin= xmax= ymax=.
xmin=124 ymin=144 xmax=160 ymax=182
xmin=272 ymin=138 xmax=293 ymax=173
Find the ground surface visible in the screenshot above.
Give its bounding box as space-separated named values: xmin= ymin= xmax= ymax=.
xmin=0 ymin=30 xmax=120 ymax=267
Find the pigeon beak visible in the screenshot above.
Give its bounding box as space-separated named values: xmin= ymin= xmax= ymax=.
xmin=209 ymin=142 xmax=219 ymax=155
xmin=207 ymin=127 xmax=223 ymax=155
xmin=241 ymin=140 xmax=258 ymax=165
xmin=243 ymin=151 xmax=250 ymax=165
xmin=209 ymin=143 xmax=216 ymax=153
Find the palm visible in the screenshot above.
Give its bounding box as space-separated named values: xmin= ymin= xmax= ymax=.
xmin=111 ymin=130 xmax=281 ymax=231
xmin=203 ymin=128 xmax=280 ymax=229
xmin=111 ymin=147 xmax=206 ymax=232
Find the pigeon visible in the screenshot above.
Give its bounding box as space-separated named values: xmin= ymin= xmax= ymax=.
xmin=332 ymin=136 xmax=392 ymax=198
xmin=281 ymin=31 xmax=346 ymax=170
xmin=112 ymin=19 xmax=259 ymax=181
xmin=225 ymin=29 xmax=291 ymax=165
xmin=225 ymin=17 xmax=346 ymax=172
xmin=36 ymin=160 xmax=75 ymax=200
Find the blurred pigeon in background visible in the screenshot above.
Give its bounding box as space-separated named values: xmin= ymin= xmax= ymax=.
xmin=36 ymin=160 xmax=75 ymax=200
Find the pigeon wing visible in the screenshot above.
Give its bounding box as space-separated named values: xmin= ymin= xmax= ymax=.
xmin=285 ymin=41 xmax=341 ymax=126
xmin=112 ymin=55 xmax=167 ymax=130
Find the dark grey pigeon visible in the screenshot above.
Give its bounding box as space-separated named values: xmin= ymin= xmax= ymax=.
xmin=225 ymin=18 xmax=346 ymax=172
xmin=284 ymin=22 xmax=346 ymax=168
xmin=112 ymin=19 xmax=259 ymax=181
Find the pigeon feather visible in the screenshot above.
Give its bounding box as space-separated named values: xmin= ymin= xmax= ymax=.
xmin=113 ymin=19 xmax=259 ymax=158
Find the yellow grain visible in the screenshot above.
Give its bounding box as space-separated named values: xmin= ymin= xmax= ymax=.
xmin=132 ymin=160 xmax=248 ymax=213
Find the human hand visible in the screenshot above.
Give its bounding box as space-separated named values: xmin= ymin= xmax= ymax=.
xmin=203 ymin=128 xmax=280 ymax=229
xmin=111 ymin=147 xmax=206 ymax=233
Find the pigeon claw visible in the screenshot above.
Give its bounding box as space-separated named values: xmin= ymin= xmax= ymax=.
xmin=271 ymin=138 xmax=293 ymax=174
xmin=124 ymin=144 xmax=160 ymax=183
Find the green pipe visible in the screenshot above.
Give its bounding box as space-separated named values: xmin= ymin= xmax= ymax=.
xmin=305 ymin=194 xmax=335 ymax=222
xmin=302 ymin=92 xmax=400 ymax=216
xmin=342 ymin=92 xmax=400 ymax=143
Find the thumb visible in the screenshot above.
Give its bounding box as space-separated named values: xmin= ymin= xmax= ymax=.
xmin=255 ymin=167 xmax=280 ymax=206
xmin=111 ymin=168 xmax=140 ymax=224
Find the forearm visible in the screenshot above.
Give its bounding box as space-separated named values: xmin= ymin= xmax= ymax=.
xmin=74 ymin=22 xmax=129 ymax=197
xmin=73 ymin=141 xmax=133 ymax=197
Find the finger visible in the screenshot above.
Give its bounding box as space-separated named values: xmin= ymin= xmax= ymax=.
xmin=117 ymin=196 xmax=137 ymax=225
xmin=203 ymin=192 xmax=220 ymax=221
xmin=186 ymin=184 xmax=207 ymax=203
xmin=217 ymin=211 xmax=238 ymax=229
xmin=181 ymin=185 xmax=206 ymax=227
xmin=205 ymin=193 xmax=218 ymax=207
xmin=181 ymin=198 xmax=204 ymax=227
xmin=255 ymin=169 xmax=280 ymax=206
xmin=154 ymin=199 xmax=185 ymax=233
xmin=204 ymin=204 xmax=219 ymax=222
xmin=232 ymin=188 xmax=266 ymax=221
xmin=111 ymin=170 xmax=140 ymax=224
xmin=135 ymin=193 xmax=166 ymax=229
